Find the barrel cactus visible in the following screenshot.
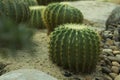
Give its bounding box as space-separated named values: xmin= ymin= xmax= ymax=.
xmin=29 ymin=6 xmax=46 ymax=29
xmin=42 ymin=3 xmax=83 ymax=35
xmin=0 ymin=0 xmax=30 ymax=23
xmin=20 ymin=0 xmax=38 ymax=6
xmin=49 ymin=24 xmax=101 ymax=73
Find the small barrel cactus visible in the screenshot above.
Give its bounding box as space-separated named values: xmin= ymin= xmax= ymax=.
xmin=29 ymin=6 xmax=46 ymax=29
xmin=42 ymin=3 xmax=83 ymax=35
xmin=49 ymin=24 xmax=100 ymax=73
xmin=0 ymin=0 xmax=30 ymax=23
xmin=20 ymin=0 xmax=38 ymax=6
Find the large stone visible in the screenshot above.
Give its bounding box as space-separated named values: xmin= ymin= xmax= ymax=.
xmin=70 ymin=1 xmax=119 ymax=28
xmin=0 ymin=69 xmax=57 ymax=80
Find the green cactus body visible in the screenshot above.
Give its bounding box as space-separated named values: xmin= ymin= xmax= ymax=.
xmin=42 ymin=3 xmax=83 ymax=35
xmin=0 ymin=0 xmax=30 ymax=23
xmin=49 ymin=24 xmax=100 ymax=73
xmin=29 ymin=6 xmax=46 ymax=29
xmin=20 ymin=0 xmax=38 ymax=6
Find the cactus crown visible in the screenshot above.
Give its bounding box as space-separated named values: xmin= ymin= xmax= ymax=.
xmin=49 ymin=24 xmax=100 ymax=73
xmin=29 ymin=6 xmax=46 ymax=29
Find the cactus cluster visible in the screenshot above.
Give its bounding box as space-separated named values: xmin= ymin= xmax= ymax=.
xmin=0 ymin=0 xmax=30 ymax=23
xmin=0 ymin=15 xmax=34 ymax=49
xmin=29 ymin=6 xmax=46 ymax=29
xmin=20 ymin=0 xmax=38 ymax=6
xmin=49 ymin=24 xmax=100 ymax=73
xmin=42 ymin=3 xmax=83 ymax=34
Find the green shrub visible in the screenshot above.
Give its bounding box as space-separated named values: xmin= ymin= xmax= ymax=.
xmin=0 ymin=0 xmax=30 ymax=23
xmin=0 ymin=16 xmax=34 ymax=49
xmin=42 ymin=3 xmax=83 ymax=35
xmin=29 ymin=6 xmax=46 ymax=29
xmin=49 ymin=24 xmax=100 ymax=73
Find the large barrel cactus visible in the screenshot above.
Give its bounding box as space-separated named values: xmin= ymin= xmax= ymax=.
xmin=49 ymin=24 xmax=101 ymax=73
xmin=0 ymin=0 xmax=30 ymax=23
xmin=20 ymin=0 xmax=38 ymax=6
xmin=42 ymin=3 xmax=83 ymax=35
xmin=29 ymin=6 xmax=46 ymax=29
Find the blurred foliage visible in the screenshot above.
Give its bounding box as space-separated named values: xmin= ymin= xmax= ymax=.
xmin=0 ymin=15 xmax=35 ymax=50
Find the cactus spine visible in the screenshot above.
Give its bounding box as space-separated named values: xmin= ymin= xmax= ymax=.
xmin=42 ymin=3 xmax=83 ymax=35
xmin=49 ymin=24 xmax=100 ymax=73
xmin=0 ymin=0 xmax=30 ymax=23
xmin=29 ymin=6 xmax=46 ymax=29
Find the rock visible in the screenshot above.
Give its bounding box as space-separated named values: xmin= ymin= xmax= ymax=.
xmin=115 ymin=75 xmax=120 ymax=80
xmin=106 ymin=6 xmax=120 ymax=30
xmin=116 ymin=54 xmax=120 ymax=59
xmin=113 ymin=51 xmax=120 ymax=55
xmin=109 ymin=46 xmax=118 ymax=50
xmin=108 ymin=56 xmax=120 ymax=62
xmin=104 ymin=58 xmax=112 ymax=66
xmin=111 ymin=66 xmax=120 ymax=74
xmin=104 ymin=74 xmax=112 ymax=80
xmin=102 ymin=49 xmax=113 ymax=53
xmin=112 ymin=61 xmax=120 ymax=67
xmin=108 ymin=56 xmax=116 ymax=61
xmin=101 ymin=67 xmax=111 ymax=74
xmin=109 ymin=73 xmax=118 ymax=79
xmin=114 ymin=42 xmax=120 ymax=47
xmin=105 ymin=39 xmax=114 ymax=46
xmin=0 ymin=69 xmax=57 ymax=80
xmin=63 ymin=71 xmax=72 ymax=77
xmin=100 ymin=60 xmax=106 ymax=66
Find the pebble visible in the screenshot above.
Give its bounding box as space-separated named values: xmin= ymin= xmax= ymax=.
xmin=113 ymin=51 xmax=120 ymax=55
xmin=112 ymin=61 xmax=120 ymax=67
xmin=115 ymin=75 xmax=120 ymax=80
xmin=114 ymin=42 xmax=120 ymax=47
xmin=110 ymin=46 xmax=118 ymax=50
xmin=111 ymin=66 xmax=119 ymax=74
xmin=108 ymin=56 xmax=117 ymax=61
xmin=104 ymin=58 xmax=112 ymax=66
xmin=104 ymin=74 xmax=112 ymax=80
xmin=109 ymin=73 xmax=118 ymax=79
xmin=100 ymin=60 xmax=106 ymax=66
xmin=101 ymin=67 xmax=111 ymax=74
xmin=63 ymin=71 xmax=72 ymax=77
xmin=105 ymin=39 xmax=114 ymax=46
xmin=102 ymin=49 xmax=113 ymax=54
xmin=116 ymin=55 xmax=120 ymax=59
